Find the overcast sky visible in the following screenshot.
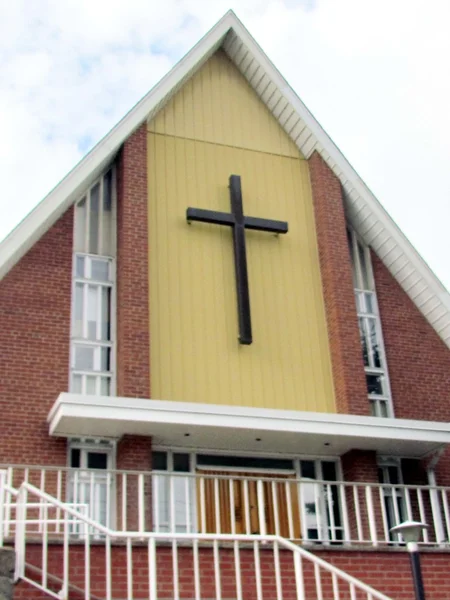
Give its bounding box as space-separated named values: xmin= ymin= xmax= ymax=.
xmin=1 ymin=0 xmax=449 ymax=289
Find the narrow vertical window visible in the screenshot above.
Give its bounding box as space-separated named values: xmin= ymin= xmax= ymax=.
xmin=71 ymin=168 xmax=116 ymax=395
xmin=348 ymin=228 xmax=393 ymax=417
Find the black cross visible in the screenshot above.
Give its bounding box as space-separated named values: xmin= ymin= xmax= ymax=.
xmin=186 ymin=174 xmax=288 ymax=345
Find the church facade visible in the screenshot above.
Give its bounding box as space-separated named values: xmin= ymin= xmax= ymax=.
xmin=1 ymin=11 xmax=450 ymax=600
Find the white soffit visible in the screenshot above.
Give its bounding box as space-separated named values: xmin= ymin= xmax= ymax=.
xmin=0 ymin=11 xmax=449 ymax=349
xmin=48 ymin=393 xmax=450 ymax=459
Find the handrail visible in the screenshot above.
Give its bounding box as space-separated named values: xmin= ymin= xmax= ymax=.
xmin=25 ymin=562 xmax=105 ymax=600
xmin=3 ymin=465 xmax=448 ymax=549
xmin=3 ymin=483 xmax=18 ymax=496
xmin=13 ymin=481 xmax=393 ymax=600
xmin=1 ymin=462 xmax=447 ymax=490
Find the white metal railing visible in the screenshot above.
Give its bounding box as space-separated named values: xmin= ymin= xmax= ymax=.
xmin=2 ymin=464 xmax=449 ymax=547
xmin=6 ymin=476 xmax=394 ymax=600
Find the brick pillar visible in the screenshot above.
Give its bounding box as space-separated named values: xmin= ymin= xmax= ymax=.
xmin=116 ymin=122 xmax=151 ymax=400
xmin=116 ymin=435 xmax=152 ymax=531
xmin=308 ymin=152 xmax=368 ymax=416
xmin=341 ymin=450 xmax=383 ymax=543
xmin=115 ymin=124 xmax=153 ymax=530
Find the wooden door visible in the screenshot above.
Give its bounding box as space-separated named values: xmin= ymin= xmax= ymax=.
xmin=196 ymin=470 xmax=301 ymax=539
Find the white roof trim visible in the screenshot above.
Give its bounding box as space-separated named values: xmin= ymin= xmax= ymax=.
xmin=1 ymin=10 xmax=449 ymax=349
xmin=48 ymin=393 xmax=450 ymax=458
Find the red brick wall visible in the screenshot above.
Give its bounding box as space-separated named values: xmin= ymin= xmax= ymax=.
xmin=116 ymin=123 xmax=150 ymax=400
xmin=15 ymin=544 xmax=450 ymax=600
xmin=372 ymin=253 xmax=450 ymax=485
xmin=308 ymin=152 xmax=368 ymax=416
xmin=0 ymin=209 xmax=73 ymax=465
xmin=342 ymin=450 xmax=379 ymax=484
xmin=372 ymin=253 xmax=450 ymax=423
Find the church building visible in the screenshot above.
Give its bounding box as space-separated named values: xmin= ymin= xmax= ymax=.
xmin=1 ymin=10 xmax=450 ymax=600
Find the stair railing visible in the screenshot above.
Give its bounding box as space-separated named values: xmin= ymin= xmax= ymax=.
xmin=7 ymin=476 xmax=394 ymax=600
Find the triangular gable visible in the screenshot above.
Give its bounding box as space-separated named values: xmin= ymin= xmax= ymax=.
xmin=1 ymin=10 xmax=449 ymax=349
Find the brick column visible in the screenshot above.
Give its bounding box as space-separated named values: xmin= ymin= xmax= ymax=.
xmin=341 ymin=450 xmax=384 ymax=542
xmin=308 ymin=152 xmax=368 ymax=416
xmin=115 ymin=124 xmax=153 ymax=529
xmin=116 ymin=122 xmax=151 ymax=400
xmin=116 ymin=435 xmax=153 ymax=531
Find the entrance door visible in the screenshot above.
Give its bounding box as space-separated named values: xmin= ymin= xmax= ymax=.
xmin=197 ymin=470 xmax=301 ymax=539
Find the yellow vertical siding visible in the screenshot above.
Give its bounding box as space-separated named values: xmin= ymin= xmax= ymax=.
xmin=147 ymin=51 xmax=335 ymax=413
xmin=149 ymin=51 xmax=300 ymax=158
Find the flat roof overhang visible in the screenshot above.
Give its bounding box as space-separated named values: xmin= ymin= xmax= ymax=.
xmin=48 ymin=393 xmax=450 ymax=458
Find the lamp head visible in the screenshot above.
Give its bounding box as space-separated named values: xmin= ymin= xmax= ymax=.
xmin=390 ymin=520 xmax=428 ymax=543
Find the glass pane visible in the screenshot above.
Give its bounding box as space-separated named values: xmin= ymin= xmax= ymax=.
xmin=74 ymin=283 xmax=84 ymax=338
xmin=368 ymin=319 xmax=381 ymax=368
xmin=153 ymin=475 xmax=169 ymax=530
xmin=87 ymin=452 xmax=108 ymax=470
xmin=71 ymin=448 xmax=81 ymax=468
xmin=87 ymin=285 xmax=98 ymax=340
xmin=86 ymin=376 xmax=97 ymax=394
xmin=300 ymin=460 xmax=316 ymax=479
xmin=91 ymin=259 xmax=109 ymax=282
xmin=302 ymin=482 xmax=320 ymax=540
xmin=369 ymin=401 xmax=377 ymax=416
xmin=359 ymin=318 xmax=369 ymax=366
xmin=100 ymin=378 xmax=110 ymax=396
xmin=74 ymin=345 xmax=94 ymax=370
xmin=173 ymin=454 xmax=190 ymax=472
xmin=366 ymin=373 xmax=384 ymax=396
xmin=102 ymin=170 xmax=113 ymax=256
xmin=76 ymin=255 xmax=85 ymax=278
xmin=103 ymin=170 xmax=112 ymax=212
xmin=75 ymin=198 xmax=87 ymax=252
xmin=101 ymin=287 xmax=111 ymax=340
xmin=358 ymin=241 xmax=369 ymax=290
xmin=100 ymin=347 xmax=111 ymax=372
xmin=172 ymin=475 xmax=192 ymax=531
xmin=355 ymin=291 xmax=364 ymax=313
xmin=89 ymin=183 xmax=100 ymax=254
xmin=196 ymin=455 xmax=293 ymax=470
xmin=322 ymin=461 xmax=337 ymax=482
xmin=379 ymin=401 xmax=389 ymax=418
xmin=152 ymin=452 xmax=168 ymax=470
xmin=364 ymin=292 xmax=374 ymax=314
xmin=388 ymin=466 xmax=400 ymax=485
xmin=72 ymin=374 xmax=82 ymax=393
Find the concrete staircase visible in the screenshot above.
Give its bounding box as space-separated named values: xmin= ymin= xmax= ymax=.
xmin=0 ymin=548 xmax=14 ymax=600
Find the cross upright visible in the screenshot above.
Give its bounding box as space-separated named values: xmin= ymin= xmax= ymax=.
xmin=186 ymin=174 xmax=288 ymax=345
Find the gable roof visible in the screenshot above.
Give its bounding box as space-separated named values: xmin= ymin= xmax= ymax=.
xmin=1 ymin=10 xmax=450 ymax=350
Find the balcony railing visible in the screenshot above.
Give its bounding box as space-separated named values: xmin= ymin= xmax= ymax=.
xmin=1 ymin=464 xmax=449 ymax=547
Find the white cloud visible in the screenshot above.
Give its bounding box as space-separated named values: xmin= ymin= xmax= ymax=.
xmin=0 ymin=0 xmax=449 ymax=290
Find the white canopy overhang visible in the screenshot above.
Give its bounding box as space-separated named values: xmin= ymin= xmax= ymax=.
xmin=48 ymin=393 xmax=450 ymax=459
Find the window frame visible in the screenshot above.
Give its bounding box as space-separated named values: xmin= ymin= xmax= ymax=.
xmin=70 ymin=167 xmax=117 ymax=396
xmin=348 ymin=227 xmax=394 ymax=418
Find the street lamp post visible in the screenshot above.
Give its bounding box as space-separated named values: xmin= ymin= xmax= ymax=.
xmin=390 ymin=520 xmax=428 ymax=600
